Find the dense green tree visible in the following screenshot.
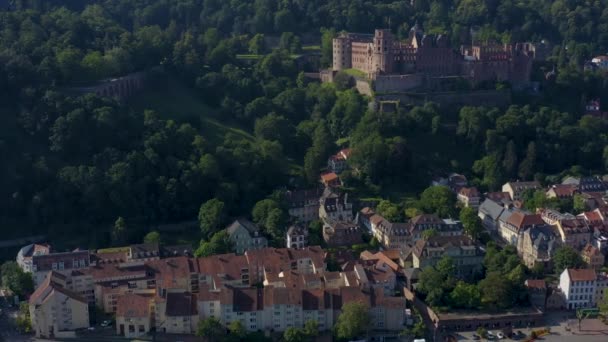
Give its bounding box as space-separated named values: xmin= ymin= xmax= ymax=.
xmin=248 ymin=34 xmax=266 ymax=55
xmin=198 ymin=199 xmax=225 ymax=239
xmin=376 ymin=200 xmax=402 ymax=222
xmin=304 ymin=319 xmax=319 ymax=338
xmin=479 ymin=271 xmax=512 ymax=310
xmin=194 ymin=231 xmax=233 ymax=257
xmin=553 ymin=246 xmax=585 ymax=274
xmin=0 ymin=262 xmax=34 ymax=297
xmin=334 ymin=302 xmax=370 ymax=340
xmin=228 ymin=320 xmax=246 ymax=339
xmin=196 ymin=317 xmax=226 ymax=342
xmin=143 ymin=231 xmax=161 ymax=244
xmin=112 ymin=216 xmax=127 ymax=245
xmin=283 ymin=327 xmax=305 ymax=342
xmin=460 ymin=207 xmax=483 ymax=240
xmin=449 ymin=281 xmax=481 ymax=309
xmin=419 ymin=186 xmax=457 ymax=218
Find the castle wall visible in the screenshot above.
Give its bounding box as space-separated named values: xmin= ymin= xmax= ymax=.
xmin=355 ymin=79 xmax=373 ymax=96
xmin=373 ymin=74 xmax=423 ymax=93
xmin=375 ymin=90 xmax=512 ymax=108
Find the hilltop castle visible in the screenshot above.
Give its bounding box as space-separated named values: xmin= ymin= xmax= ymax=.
xmin=329 ymin=25 xmax=534 ymax=93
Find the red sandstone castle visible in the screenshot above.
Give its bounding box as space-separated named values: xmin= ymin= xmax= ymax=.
xmin=332 ymin=25 xmax=533 ymax=90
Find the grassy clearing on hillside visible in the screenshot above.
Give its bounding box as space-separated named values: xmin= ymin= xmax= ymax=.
xmin=342 ymin=68 xmax=367 ymax=78
xmin=128 ymin=79 xmax=254 ymax=145
xmin=303 ymin=45 xmax=321 ymax=51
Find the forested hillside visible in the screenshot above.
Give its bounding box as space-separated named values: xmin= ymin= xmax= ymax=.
xmin=2 ymin=0 xmax=608 ymax=247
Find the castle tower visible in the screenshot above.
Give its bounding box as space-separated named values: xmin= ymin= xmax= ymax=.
xmin=372 ymin=29 xmax=394 ymax=74
xmin=332 ymin=36 xmax=352 ymax=71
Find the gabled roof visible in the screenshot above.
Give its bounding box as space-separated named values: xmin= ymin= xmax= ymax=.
xmin=525 ymin=279 xmax=546 ymax=290
xmin=479 ymin=198 xmax=506 ymax=219
xmin=485 ymin=192 xmax=512 ymax=203
xmin=507 ymin=212 xmax=544 ymax=230
xmin=458 ymin=187 xmax=480 ymax=198
xmin=166 ymin=292 xmax=197 ymax=316
xmin=566 ymin=268 xmax=596 ymax=282
xmin=117 ymin=293 xmax=151 ymax=318
xmin=226 ymin=218 xmax=260 ymax=236
xmin=547 ymin=184 xmax=578 ymax=197
xmin=320 ymin=172 xmax=339 ymax=183
xmin=29 ymin=275 xmax=87 ymax=306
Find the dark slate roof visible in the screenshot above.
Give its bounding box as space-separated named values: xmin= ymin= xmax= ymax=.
xmin=226 ymin=218 xmax=260 ymax=235
xmin=165 ymin=292 xmax=197 ymax=317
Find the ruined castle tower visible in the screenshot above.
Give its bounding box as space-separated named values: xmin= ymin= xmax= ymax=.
xmin=372 ymin=29 xmax=394 ymax=74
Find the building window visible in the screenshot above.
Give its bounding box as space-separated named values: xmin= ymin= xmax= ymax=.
xmin=52 ymin=263 xmax=57 ymax=270
xmin=139 ymin=325 xmax=145 ymax=332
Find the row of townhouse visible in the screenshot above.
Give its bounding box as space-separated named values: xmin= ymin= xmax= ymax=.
xmin=105 ymin=246 xmax=404 ymax=337
xmin=29 ymin=244 xmax=407 ymax=338
xmin=358 ymin=208 xmax=464 ymax=250
xmin=117 ymin=284 xmax=405 ymax=338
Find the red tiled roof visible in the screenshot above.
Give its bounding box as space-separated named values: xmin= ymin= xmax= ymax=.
xmin=459 ymin=187 xmax=480 ymax=197
xmin=116 ymin=293 xmax=151 ymax=318
xmin=582 ymin=210 xmax=603 ymax=223
xmin=547 ymin=184 xmax=578 ymax=197
xmin=320 ymin=172 xmax=339 ymax=183
xmin=567 ymin=268 xmax=597 ymax=282
xmin=525 ymin=279 xmax=546 ymax=290
xmin=485 ymin=192 xmax=512 ymax=202
xmin=507 ymin=212 xmax=544 ymax=230
xmin=29 ymin=275 xmax=87 ymax=306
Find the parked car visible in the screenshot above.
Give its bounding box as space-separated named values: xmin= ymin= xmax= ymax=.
xmin=486 ymin=331 xmax=495 ymax=340
xmin=472 ymin=334 xmax=481 ymax=340
xmin=101 ymin=320 xmax=113 ymax=327
xmin=497 ymin=332 xmax=505 ymax=339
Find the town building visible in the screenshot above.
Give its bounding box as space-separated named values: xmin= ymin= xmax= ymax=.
xmin=17 ymin=243 xmax=51 ymax=273
xmin=578 ymin=176 xmax=608 ymax=192
xmin=319 ymin=188 xmax=353 ymax=223
xmin=431 ymin=173 xmax=468 ymax=193
xmin=525 ymin=279 xmax=547 ymax=311
xmin=407 ymin=214 xmax=464 ymax=240
xmin=327 ymin=148 xmax=352 ymax=174
xmin=412 ymin=235 xmax=484 ymax=279
xmin=581 ymin=243 xmax=605 ymax=270
xmin=115 ymin=293 xmax=152 ymax=338
xmin=320 ymin=172 xmax=341 ymax=188
xmin=546 ymin=184 xmax=579 ymax=199
xmin=555 ymin=218 xmax=592 ymax=250
xmin=155 ymin=291 xmax=198 ymax=334
xmin=457 ymin=187 xmax=481 ymax=208
xmin=498 ymin=212 xmax=545 ymax=246
xmin=286 ymin=224 xmax=308 ymax=249
xmin=29 ymin=272 xmax=89 ymax=338
xmin=485 ymin=192 xmax=512 ymax=204
xmin=558 ymin=268 xmax=597 ymax=310
xmin=31 ymin=249 xmax=91 ymax=287
xmin=478 ymin=198 xmax=506 ymax=231
xmin=323 ymin=221 xmax=363 ymax=247
xmin=502 ymin=181 xmax=541 ymax=202
xmin=517 ymin=225 xmax=558 ymax=270
xmin=225 ymin=219 xmax=268 ymax=254
xmin=370 ymin=215 xmax=410 ymax=250
xmin=284 ymin=188 xmax=323 ymax=223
